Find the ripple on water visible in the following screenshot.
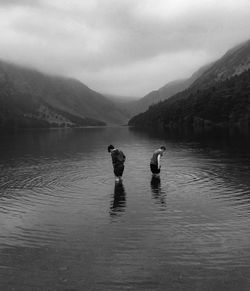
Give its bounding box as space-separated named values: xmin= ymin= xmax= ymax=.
xmin=1 ymin=128 xmax=250 ymax=291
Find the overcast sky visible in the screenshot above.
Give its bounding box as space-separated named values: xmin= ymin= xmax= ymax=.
xmin=0 ymin=0 xmax=250 ymax=98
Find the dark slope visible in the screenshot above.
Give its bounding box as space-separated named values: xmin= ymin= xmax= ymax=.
xmin=127 ymin=63 xmax=212 ymax=116
xmin=129 ymin=69 xmax=250 ymax=135
xmin=190 ymin=39 xmax=250 ymax=90
xmin=0 ymin=60 xmax=128 ymax=130
xmin=129 ymin=40 xmax=250 ymax=136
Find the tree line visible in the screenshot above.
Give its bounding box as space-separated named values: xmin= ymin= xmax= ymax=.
xmin=129 ymin=69 xmax=250 ymax=136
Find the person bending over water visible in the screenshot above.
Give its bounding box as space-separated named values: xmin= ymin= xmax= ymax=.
xmin=108 ymin=144 xmax=126 ymax=182
xmin=150 ymin=146 xmax=166 ymax=177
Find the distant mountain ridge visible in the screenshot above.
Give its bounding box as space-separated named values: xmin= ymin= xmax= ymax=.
xmin=190 ymin=39 xmax=250 ymax=90
xmin=122 ymin=63 xmax=213 ymax=117
xmin=129 ymin=39 xmax=250 ymax=136
xmin=2 ymin=39 xmax=250 ymax=132
xmin=0 ymin=60 xmax=129 ymax=130
xmin=127 ymin=40 xmax=250 ymax=117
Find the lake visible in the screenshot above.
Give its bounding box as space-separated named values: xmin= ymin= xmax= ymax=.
xmin=0 ymin=127 xmax=250 ymax=291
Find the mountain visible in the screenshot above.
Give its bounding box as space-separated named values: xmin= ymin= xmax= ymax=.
xmin=104 ymin=94 xmax=139 ymax=119
xmin=129 ymin=39 xmax=250 ymax=117
xmin=0 ymin=60 xmax=128 ymax=130
xmin=190 ymin=39 xmax=250 ymax=90
xmin=129 ymin=40 xmax=250 ymax=136
xmin=132 ymin=79 xmax=189 ymax=115
xmin=126 ymin=63 xmax=212 ymax=116
xmin=129 ymin=69 xmax=250 ymax=136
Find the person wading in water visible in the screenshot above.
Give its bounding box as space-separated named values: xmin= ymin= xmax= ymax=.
xmin=108 ymin=144 xmax=126 ymax=182
xmin=150 ymin=146 xmax=166 ymax=177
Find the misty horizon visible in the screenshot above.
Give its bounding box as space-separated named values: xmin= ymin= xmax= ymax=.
xmin=0 ymin=0 xmax=250 ymax=98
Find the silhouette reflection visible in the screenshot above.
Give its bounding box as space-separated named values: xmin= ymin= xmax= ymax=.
xmin=110 ymin=182 xmax=126 ymax=217
xmin=151 ymin=176 xmax=166 ymax=207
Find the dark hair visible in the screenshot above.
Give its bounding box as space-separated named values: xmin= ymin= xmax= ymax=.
xmin=107 ymin=144 xmax=114 ymax=152
xmin=160 ymin=146 xmax=166 ymax=151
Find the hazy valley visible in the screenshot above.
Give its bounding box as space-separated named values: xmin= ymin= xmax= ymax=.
xmin=1 ymin=39 xmax=250 ymax=137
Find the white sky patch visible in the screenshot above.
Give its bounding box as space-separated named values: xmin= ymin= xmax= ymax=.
xmin=43 ymin=0 xmax=97 ymax=12
xmin=135 ymin=0 xmax=250 ymax=20
xmin=0 ymin=0 xmax=250 ymax=97
xmin=74 ymin=50 xmax=213 ymax=97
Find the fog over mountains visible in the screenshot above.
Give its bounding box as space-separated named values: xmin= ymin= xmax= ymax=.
xmin=129 ymin=39 xmax=250 ymax=135
xmin=190 ymin=39 xmax=250 ymax=90
xmin=125 ymin=63 xmax=213 ymax=116
xmin=0 ymin=61 xmax=130 ymax=130
xmin=1 ymin=39 xmax=250 ymax=131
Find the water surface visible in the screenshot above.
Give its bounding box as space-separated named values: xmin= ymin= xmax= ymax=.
xmin=0 ymin=127 xmax=250 ymax=290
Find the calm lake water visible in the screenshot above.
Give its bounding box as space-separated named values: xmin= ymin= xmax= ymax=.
xmin=0 ymin=127 xmax=250 ymax=291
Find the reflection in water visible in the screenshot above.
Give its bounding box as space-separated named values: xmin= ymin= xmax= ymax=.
xmin=1 ymin=127 xmax=250 ymax=291
xmin=150 ymin=176 xmax=166 ymax=207
xmin=110 ymin=182 xmax=126 ymax=217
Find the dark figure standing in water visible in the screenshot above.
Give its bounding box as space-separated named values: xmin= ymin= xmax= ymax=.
xmin=150 ymin=146 xmax=166 ymax=177
xmin=108 ymin=144 xmax=126 ymax=182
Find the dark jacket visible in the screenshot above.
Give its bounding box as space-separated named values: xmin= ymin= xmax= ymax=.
xmin=111 ymin=149 xmax=126 ymax=166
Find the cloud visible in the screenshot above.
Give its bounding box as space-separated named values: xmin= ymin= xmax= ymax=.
xmin=0 ymin=0 xmax=41 ymax=7
xmin=0 ymin=0 xmax=250 ymax=96
xmin=77 ymin=50 xmax=211 ymax=96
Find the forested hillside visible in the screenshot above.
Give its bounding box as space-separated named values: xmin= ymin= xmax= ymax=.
xmin=129 ymin=69 xmax=250 ymax=136
xmin=0 ymin=60 xmax=129 ymax=131
xmin=190 ymin=39 xmax=250 ymax=91
xmin=127 ymin=39 xmax=250 ymax=119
